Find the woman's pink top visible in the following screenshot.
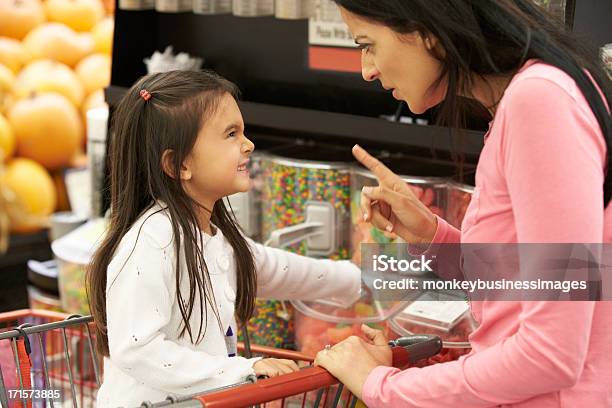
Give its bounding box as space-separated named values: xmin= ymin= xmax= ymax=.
xmin=363 ymin=60 xmax=612 ymax=407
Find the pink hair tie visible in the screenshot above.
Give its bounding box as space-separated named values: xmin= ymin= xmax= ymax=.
xmin=140 ymin=89 xmax=152 ymax=101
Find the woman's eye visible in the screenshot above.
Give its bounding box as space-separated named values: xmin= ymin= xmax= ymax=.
xmin=228 ymin=131 xmax=237 ymax=138
xmin=357 ymin=43 xmax=372 ymax=52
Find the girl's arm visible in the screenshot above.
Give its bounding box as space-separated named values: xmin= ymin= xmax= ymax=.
xmin=248 ymin=238 xmax=361 ymax=305
xmin=106 ymin=229 xmax=260 ymax=395
xmin=362 ymin=74 xmax=604 ymax=407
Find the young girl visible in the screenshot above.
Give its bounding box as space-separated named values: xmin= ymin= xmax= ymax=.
xmin=86 ymin=70 xmax=361 ymax=407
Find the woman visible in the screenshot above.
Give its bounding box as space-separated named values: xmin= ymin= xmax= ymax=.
xmin=314 ymin=1 xmax=612 ymax=407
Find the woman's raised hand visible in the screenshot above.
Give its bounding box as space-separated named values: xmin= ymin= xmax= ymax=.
xmin=352 ymin=145 xmax=438 ymax=244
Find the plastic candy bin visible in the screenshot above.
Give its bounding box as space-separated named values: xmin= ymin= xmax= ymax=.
xmin=51 ymin=218 xmax=107 ymax=315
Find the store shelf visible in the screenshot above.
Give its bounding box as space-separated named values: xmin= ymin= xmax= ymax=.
xmin=105 ymin=85 xmax=485 ymax=156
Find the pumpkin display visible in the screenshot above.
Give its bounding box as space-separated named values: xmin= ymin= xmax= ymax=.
xmin=0 ymin=0 xmax=45 ymax=40
xmin=1 ymin=157 xmax=56 ymax=233
xmin=8 ymin=92 xmax=82 ymax=170
xmin=14 ymin=59 xmax=85 ymax=107
xmin=44 ymin=0 xmax=104 ymax=32
xmin=23 ymin=23 xmax=94 ymax=67
xmin=75 ymin=53 xmax=110 ymax=95
xmin=0 ymin=0 xmax=111 ymax=235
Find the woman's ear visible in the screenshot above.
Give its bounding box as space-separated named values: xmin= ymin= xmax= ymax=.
xmin=424 ymin=34 xmax=436 ymax=51
xmin=161 ymin=149 xmax=192 ymax=180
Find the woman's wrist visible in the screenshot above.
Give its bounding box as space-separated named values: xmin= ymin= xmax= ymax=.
xmin=418 ymin=212 xmax=438 ymax=245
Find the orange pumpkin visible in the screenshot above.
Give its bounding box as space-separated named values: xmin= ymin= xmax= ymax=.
xmin=44 ymin=0 xmax=104 ymax=32
xmin=23 ymin=23 xmax=93 ymax=67
xmin=14 ymin=59 xmax=85 ymax=107
xmin=1 ymin=157 xmax=57 ymax=233
xmin=92 ymin=17 xmax=113 ymax=55
xmin=0 ymin=63 xmax=14 ymax=113
xmin=81 ymin=88 xmax=106 ymax=124
xmin=0 ymin=112 xmax=14 ymax=160
xmin=0 ymin=0 xmax=45 ymax=40
xmin=8 ymin=93 xmax=82 ymax=170
xmin=75 ymin=53 xmax=110 ymax=95
xmin=0 ymin=36 xmax=31 ymax=73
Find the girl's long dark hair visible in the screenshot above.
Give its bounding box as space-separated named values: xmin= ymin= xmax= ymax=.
xmin=87 ymin=70 xmax=257 ymax=356
xmin=333 ymin=0 xmax=612 ymax=205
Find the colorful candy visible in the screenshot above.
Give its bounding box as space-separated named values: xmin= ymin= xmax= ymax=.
xmin=244 ymin=153 xmax=352 ymax=349
xmin=294 ymin=301 xmax=389 ymax=357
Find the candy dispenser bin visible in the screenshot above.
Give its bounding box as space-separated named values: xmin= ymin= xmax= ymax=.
xmin=260 ymin=148 xmax=352 ymax=259
xmin=51 ymin=218 xmax=107 ymax=315
xmin=292 ymin=288 xmax=406 ymax=356
xmin=27 ymin=285 xmax=63 ymax=312
xmin=243 ymin=145 xmax=353 ymax=349
xmin=388 ymin=291 xmax=477 ymax=366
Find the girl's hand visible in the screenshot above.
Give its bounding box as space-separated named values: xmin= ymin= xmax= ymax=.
xmin=253 ymin=358 xmax=299 ymax=377
xmin=314 ymin=324 xmax=392 ymax=400
xmin=353 ymin=145 xmax=438 ymax=244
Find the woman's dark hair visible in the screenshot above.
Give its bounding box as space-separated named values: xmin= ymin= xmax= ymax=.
xmin=333 ymin=0 xmax=612 ymax=205
xmin=87 ymin=70 xmax=257 ymax=356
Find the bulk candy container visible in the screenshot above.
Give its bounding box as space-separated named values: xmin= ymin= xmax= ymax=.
xmin=260 ymin=148 xmax=352 ymax=258
xmin=388 ymin=291 xmax=477 ymax=366
xmin=51 ymin=218 xmax=106 ymax=315
xmin=27 ymin=285 xmax=63 ymax=312
xmin=244 ymin=145 xmax=353 ymax=349
xmin=27 ymin=259 xmax=63 ymax=312
xmin=292 ymin=288 xmax=406 ymax=356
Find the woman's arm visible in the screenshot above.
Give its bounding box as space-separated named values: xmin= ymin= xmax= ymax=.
xmin=249 ymin=238 xmax=361 ymax=306
xmin=106 ymin=230 xmax=259 ymax=395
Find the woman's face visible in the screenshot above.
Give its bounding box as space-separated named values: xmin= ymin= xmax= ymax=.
xmin=339 ymin=7 xmax=446 ymax=114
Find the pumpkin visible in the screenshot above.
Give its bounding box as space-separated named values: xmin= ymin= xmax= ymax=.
xmin=8 ymin=92 xmax=82 ymax=170
xmin=0 ymin=0 xmax=45 ymax=40
xmin=14 ymin=59 xmax=85 ymax=107
xmin=44 ymin=0 xmax=104 ymax=32
xmin=92 ymin=17 xmax=113 ymax=55
xmin=1 ymin=157 xmax=56 ymax=233
xmin=0 ymin=112 xmax=14 ymax=160
xmin=0 ymin=63 xmax=14 ymax=113
xmin=23 ymin=23 xmax=93 ymax=67
xmin=0 ymin=36 xmax=30 ymax=73
xmin=75 ymin=53 xmax=110 ymax=95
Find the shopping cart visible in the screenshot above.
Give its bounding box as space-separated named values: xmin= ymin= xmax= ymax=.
xmin=0 ymin=309 xmax=442 ymax=408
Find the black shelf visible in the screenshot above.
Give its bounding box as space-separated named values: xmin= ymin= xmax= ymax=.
xmin=107 ymin=7 xmax=487 ymax=166
xmin=105 ymin=85 xmax=484 ymax=157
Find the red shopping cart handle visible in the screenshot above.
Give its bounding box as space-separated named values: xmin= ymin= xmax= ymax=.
xmin=195 ymin=347 xmax=412 ymax=408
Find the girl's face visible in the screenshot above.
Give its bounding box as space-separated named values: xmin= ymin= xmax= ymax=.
xmin=182 ymin=93 xmax=254 ymax=204
xmin=339 ymin=7 xmax=446 ymax=114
